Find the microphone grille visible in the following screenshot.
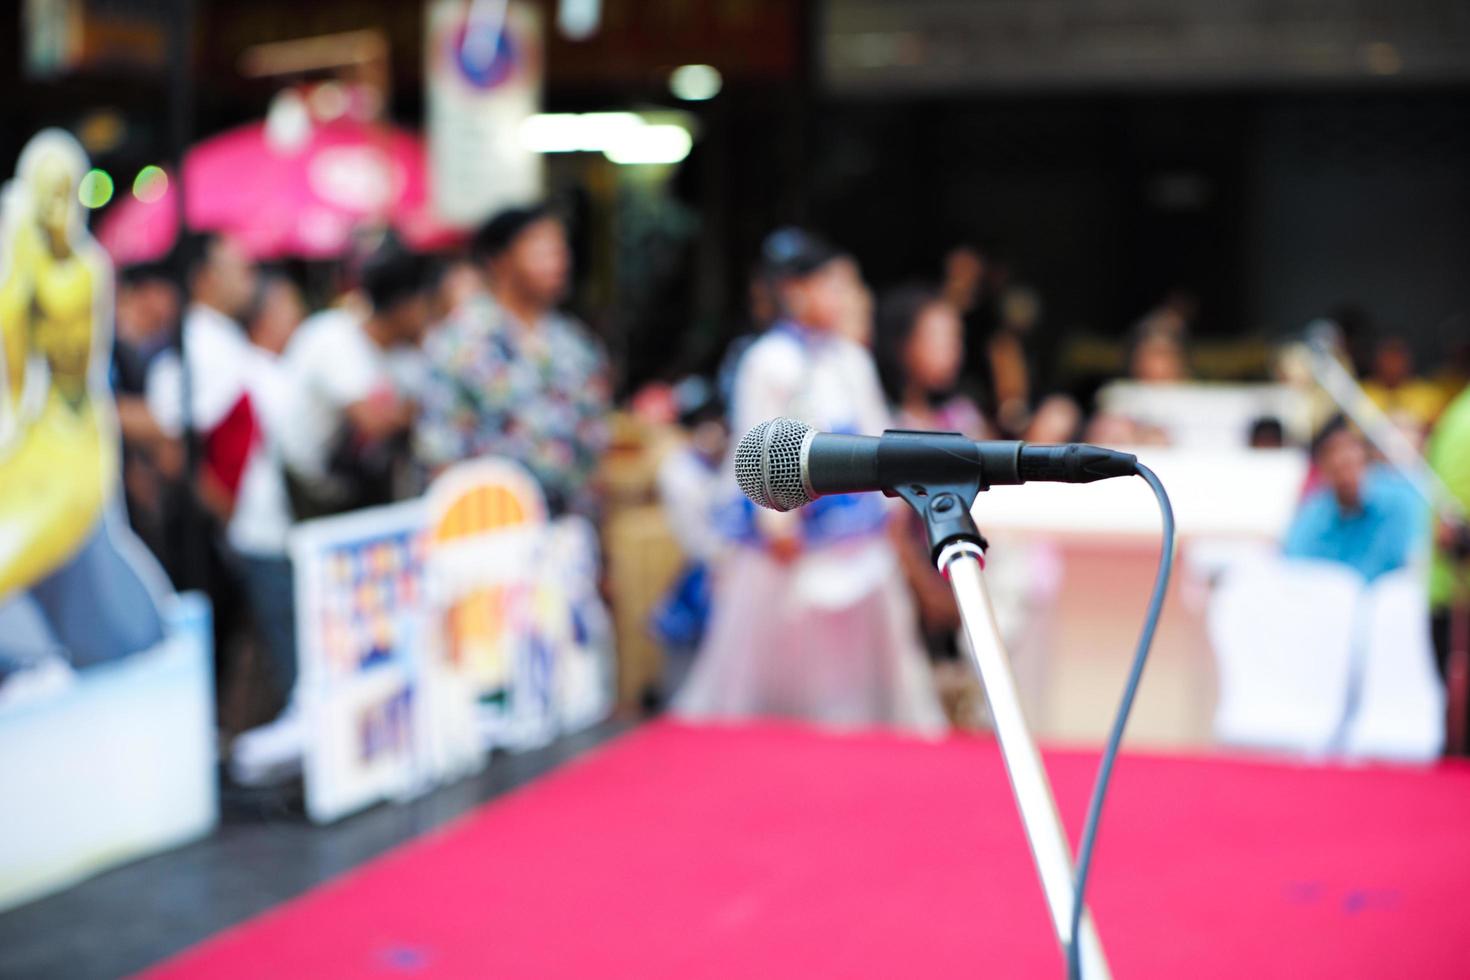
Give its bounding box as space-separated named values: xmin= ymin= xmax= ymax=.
xmin=735 ymin=417 xmax=813 ymax=512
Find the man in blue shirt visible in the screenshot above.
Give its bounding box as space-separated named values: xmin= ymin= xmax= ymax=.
xmin=1283 ymin=415 xmax=1425 ymax=582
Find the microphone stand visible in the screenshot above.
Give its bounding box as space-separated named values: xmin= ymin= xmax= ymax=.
xmin=895 ymin=482 xmax=1111 ymax=979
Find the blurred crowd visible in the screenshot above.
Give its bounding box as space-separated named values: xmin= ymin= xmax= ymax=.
xmin=102 ymin=209 xmax=1470 ymax=747
xmin=113 ymin=207 xmax=610 ymax=730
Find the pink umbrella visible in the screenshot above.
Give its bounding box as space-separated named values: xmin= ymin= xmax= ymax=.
xmin=98 ymin=117 xmax=463 ymax=264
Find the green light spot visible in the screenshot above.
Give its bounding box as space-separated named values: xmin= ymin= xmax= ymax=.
xmin=132 ymin=165 xmax=168 ymax=204
xmin=78 ymin=168 xmax=114 ymax=209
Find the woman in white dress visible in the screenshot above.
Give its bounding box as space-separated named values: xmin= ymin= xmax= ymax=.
xmin=674 ymin=230 xmax=946 ymax=734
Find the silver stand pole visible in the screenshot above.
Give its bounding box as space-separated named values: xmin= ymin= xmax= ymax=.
xmin=939 ymin=539 xmax=1112 ymax=980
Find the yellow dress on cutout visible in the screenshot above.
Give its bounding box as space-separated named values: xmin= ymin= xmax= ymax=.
xmin=0 ymin=211 xmax=114 ymax=598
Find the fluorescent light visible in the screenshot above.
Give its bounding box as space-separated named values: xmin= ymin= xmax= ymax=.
xmin=520 ymin=113 xmax=693 ymax=164
xmin=669 ymin=64 xmax=721 ymax=101
xmin=602 ymin=124 xmax=692 ymax=165
xmin=519 ymin=112 xmax=641 ymax=153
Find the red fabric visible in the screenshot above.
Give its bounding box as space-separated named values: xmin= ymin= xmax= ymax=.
xmin=144 ymin=722 xmax=1470 ymax=979
xmin=203 ymin=393 xmax=259 ymax=499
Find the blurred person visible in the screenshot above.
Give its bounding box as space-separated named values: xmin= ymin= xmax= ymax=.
xmin=873 ymin=284 xmax=988 ymax=722
xmin=0 ymin=133 xmax=166 ymax=679
xmin=1361 ymin=335 xmax=1447 ymax=430
xmin=1282 ymin=415 xmax=1425 ymax=583
xmin=1428 ymin=387 xmax=1470 ymax=694
xmin=987 ymin=284 xmax=1042 ymax=435
xmin=1132 ymin=288 xmax=1197 ymax=341
xmin=717 ymin=265 xmax=781 ymax=406
xmin=875 ymin=285 xmax=989 ymax=441
xmin=830 ymin=253 xmax=874 ymax=348
xmin=146 ymin=232 xmax=295 ymax=704
xmin=651 ymin=379 xmax=729 ymax=700
xmin=114 ymin=262 xmax=180 ymax=363
xmin=942 ymin=243 xmax=997 ymax=397
xmin=675 ymin=228 xmax=945 ymax=734
xmin=243 ymin=274 xmax=304 ymax=358
xmin=941 ymin=244 xmax=984 ymax=318
xmin=1248 ymin=416 xmax=1287 ymax=449
xmin=627 ymin=377 xmax=685 ymax=426
xmin=146 ymin=232 xmax=264 ymax=522
xmin=430 ymin=254 xmax=480 ymax=324
xmin=232 ymin=246 xmax=432 ymax=785
xmin=112 ymin=264 xmax=184 ymax=564
xmin=281 ymin=243 xmax=430 ymax=519
xmin=415 ymin=205 xmax=610 ymax=516
xmin=657 ymin=379 xmax=729 ymax=569
xmin=1129 ymin=326 xmax=1190 ymax=384
xmin=1084 ymin=412 xmax=1142 ymax=447
xmin=1025 ymin=393 xmax=1083 ymax=445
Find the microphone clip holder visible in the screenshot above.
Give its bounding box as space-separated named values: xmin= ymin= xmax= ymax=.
xmin=891 ymin=477 xmax=988 ymax=564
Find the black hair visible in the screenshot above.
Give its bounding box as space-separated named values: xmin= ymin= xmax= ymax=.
xmin=241 ymin=271 xmax=294 ymax=333
xmin=759 ymin=227 xmax=841 ymax=282
xmin=117 ymin=259 xmax=173 ymax=287
xmin=671 ymin=375 xmax=725 ymax=428
xmin=1248 ymin=416 xmax=1286 ymax=448
xmin=1310 ymin=414 xmax=1354 ymax=459
xmin=471 ymin=204 xmax=554 ymax=264
xmin=361 ymin=241 xmax=428 ymax=313
xmin=175 ymin=230 xmax=231 ymax=286
xmin=874 ymin=282 xmax=945 ymax=403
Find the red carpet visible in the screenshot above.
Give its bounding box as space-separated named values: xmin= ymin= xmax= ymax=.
xmin=145 ymin=722 xmax=1470 ymax=979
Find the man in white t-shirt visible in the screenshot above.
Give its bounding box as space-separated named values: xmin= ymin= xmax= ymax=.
xmin=279 ymin=243 xmax=431 ymax=519
xmin=145 ymin=233 xmax=297 ymax=697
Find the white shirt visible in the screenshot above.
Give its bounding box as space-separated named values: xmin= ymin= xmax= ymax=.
xmin=729 ymin=325 xmax=892 ymax=442
xmin=145 ymin=303 xmax=291 ymax=556
xmin=277 ymin=309 xmax=423 ymax=481
xmin=725 ymin=322 xmax=899 ymax=604
xmin=657 ymin=448 xmax=726 ymax=564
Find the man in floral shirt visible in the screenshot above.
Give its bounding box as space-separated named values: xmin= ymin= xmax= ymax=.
xmin=416 ymin=206 xmax=611 ymax=516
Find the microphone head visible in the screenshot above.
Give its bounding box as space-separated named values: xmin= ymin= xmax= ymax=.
xmin=735 ymin=417 xmax=815 ymax=512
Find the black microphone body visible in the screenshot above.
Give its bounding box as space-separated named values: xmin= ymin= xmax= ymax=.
xmin=803 ymin=431 xmax=1019 ymax=495
xmin=737 ymin=418 xmax=1138 ymax=512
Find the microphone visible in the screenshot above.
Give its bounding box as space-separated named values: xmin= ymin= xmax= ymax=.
xmin=736 ymin=417 xmax=1139 ymax=512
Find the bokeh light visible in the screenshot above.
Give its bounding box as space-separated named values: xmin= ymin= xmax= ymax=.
xmin=603 ymin=124 xmax=693 ymax=165
xmin=132 ymin=165 xmax=169 ymax=204
xmin=670 ymin=64 xmax=722 ymax=101
xmin=77 ymin=168 xmax=114 ymax=209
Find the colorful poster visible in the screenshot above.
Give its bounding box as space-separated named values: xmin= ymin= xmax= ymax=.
xmin=425 ymin=0 xmax=544 ymax=228
xmin=423 ymin=458 xmax=613 ymax=750
xmin=0 ymin=130 xmax=215 ymax=910
xmin=291 ymin=499 xmax=465 ymax=825
xmin=292 ymin=458 xmax=613 ymax=824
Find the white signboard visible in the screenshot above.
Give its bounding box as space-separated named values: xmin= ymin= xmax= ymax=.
xmin=426 ymin=0 xmax=544 ymax=228
xmin=292 ymin=458 xmax=613 ymax=824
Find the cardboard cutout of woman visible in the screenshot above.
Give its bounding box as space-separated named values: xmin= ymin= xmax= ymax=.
xmin=0 ymin=130 xmax=167 ymax=671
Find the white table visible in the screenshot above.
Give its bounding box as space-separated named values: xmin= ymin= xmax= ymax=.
xmin=969 ymin=447 xmax=1309 ymax=749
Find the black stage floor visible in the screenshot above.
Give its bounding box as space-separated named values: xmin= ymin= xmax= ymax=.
xmin=0 ymin=719 xmax=633 ymax=980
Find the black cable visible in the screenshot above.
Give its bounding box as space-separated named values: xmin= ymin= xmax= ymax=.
xmin=1066 ymin=462 xmax=1176 ymax=979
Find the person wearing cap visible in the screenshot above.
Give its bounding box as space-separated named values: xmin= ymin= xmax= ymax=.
xmin=674 ymin=228 xmax=946 ymax=734
xmin=414 ymin=205 xmax=611 ymax=516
